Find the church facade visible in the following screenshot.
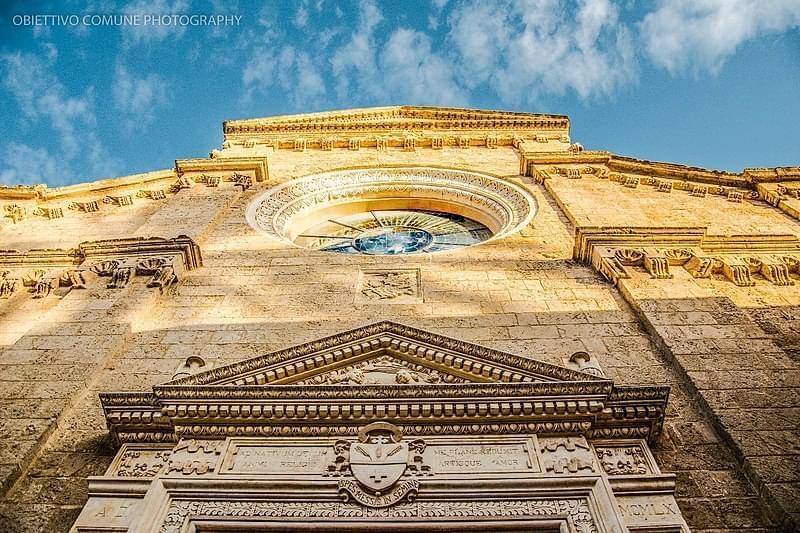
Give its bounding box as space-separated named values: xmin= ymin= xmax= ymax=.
xmin=0 ymin=107 xmax=797 ymax=532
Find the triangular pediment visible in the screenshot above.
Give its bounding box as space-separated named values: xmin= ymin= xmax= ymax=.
xmin=100 ymin=321 xmax=670 ymax=446
xmin=165 ymin=321 xmax=599 ymax=387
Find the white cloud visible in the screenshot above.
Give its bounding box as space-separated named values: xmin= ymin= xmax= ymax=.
xmin=295 ymin=2 xmax=310 ymax=28
xmin=1 ymin=52 xmax=93 ymax=158
xmin=640 ymin=0 xmax=800 ymax=74
xmin=0 ymin=142 xmax=60 ymax=186
xmin=381 ymin=29 xmax=468 ymax=105
xmin=0 ymin=52 xmax=119 ymax=185
xmin=447 ymin=0 xmax=636 ymax=101
xmin=113 ymin=64 xmax=170 ymax=130
xmin=242 ymin=45 xmax=326 ymax=108
xmin=331 ymin=0 xmax=384 ymax=101
xmin=330 ymin=1 xmax=465 ymax=105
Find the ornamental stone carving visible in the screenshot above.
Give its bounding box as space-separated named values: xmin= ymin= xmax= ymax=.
xmin=325 ymin=422 xmax=428 ymax=507
xmin=595 ymin=445 xmax=649 ymax=475
xmin=539 ymin=437 xmax=595 ymax=474
xmin=165 ymin=439 xmax=222 ymax=475
xmin=245 ymin=167 xmax=536 ymax=250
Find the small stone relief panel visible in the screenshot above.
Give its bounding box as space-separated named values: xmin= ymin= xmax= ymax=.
xmin=356 ymin=269 xmax=422 ymax=303
xmin=165 ymin=439 xmax=223 ymax=475
xmin=616 ymin=494 xmax=688 ymax=531
xmin=539 ymin=437 xmax=596 ymax=474
xmin=106 ymin=444 xmax=173 ymax=477
xmin=70 ymin=496 xmax=141 ymax=532
xmin=592 ymin=440 xmax=658 ymax=476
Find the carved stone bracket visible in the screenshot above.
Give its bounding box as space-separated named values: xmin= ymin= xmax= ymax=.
xmin=575 ymin=228 xmax=800 ymax=288
xmin=0 ymin=236 xmax=202 ymax=299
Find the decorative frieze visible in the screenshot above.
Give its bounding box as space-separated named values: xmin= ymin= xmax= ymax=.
xmin=0 ymin=236 xmax=201 ymax=302
xmin=160 ymin=498 xmax=597 ymax=533
xmin=112 ymin=446 xmax=172 ymax=477
xmin=575 ymin=228 xmax=800 ymax=288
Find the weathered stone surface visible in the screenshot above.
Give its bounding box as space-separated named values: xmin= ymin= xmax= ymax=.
xmin=1 ymin=106 xmax=797 ymax=532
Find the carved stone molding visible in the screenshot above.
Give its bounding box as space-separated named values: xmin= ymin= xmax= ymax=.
xmin=159 ymin=498 xmax=597 ymax=533
xmin=574 ymin=227 xmax=800 ymax=288
xmin=0 ymin=236 xmax=202 ymax=298
xmin=245 ymin=167 xmax=536 ymax=247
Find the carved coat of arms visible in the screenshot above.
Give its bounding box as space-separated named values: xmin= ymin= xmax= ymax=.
xmin=326 ymin=422 xmax=429 ymax=508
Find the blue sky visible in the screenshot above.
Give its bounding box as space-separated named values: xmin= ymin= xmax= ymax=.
xmin=1 ymin=0 xmax=799 ymax=187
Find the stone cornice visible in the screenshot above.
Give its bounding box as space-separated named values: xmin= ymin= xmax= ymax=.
xmin=175 ymin=156 xmax=268 ymax=182
xmin=574 ymin=227 xmax=800 ymax=287
xmin=0 ymin=235 xmax=202 ymax=269
xmin=0 ymin=169 xmax=175 ymax=201
xmin=223 ymin=106 xmax=570 ymax=138
xmin=523 ymin=152 xmax=800 ymax=194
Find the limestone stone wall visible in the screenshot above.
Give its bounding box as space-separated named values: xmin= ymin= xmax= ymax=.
xmin=0 ymin=143 xmax=797 ymax=532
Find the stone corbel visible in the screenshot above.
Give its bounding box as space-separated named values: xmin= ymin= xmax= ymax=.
xmin=612 ymin=248 xmax=673 ymax=280
xmin=751 ymin=256 xmax=796 ymax=286
xmin=137 ymin=189 xmax=167 ymax=200
xmin=227 ymin=173 xmax=253 ymax=190
xmin=136 ymin=256 xmax=181 ymax=292
xmin=22 ymin=269 xmax=56 ymax=298
xmin=4 ymin=204 xmax=26 ymax=223
xmin=68 ymin=200 xmax=100 ymax=212
xmin=0 ymin=270 xmax=18 ymax=298
xmin=103 ymin=194 xmax=134 ymax=207
xmin=194 ymin=174 xmax=221 ymax=187
xmin=89 ymin=255 xmax=183 ymax=292
xmin=718 ymin=257 xmax=755 ymax=287
xmin=170 ymin=175 xmax=194 ymax=193
xmin=642 ymin=253 xmax=673 ymax=279
xmin=32 ymin=206 xmax=64 ymax=219
xmin=682 ymin=255 xmax=714 ymax=279
xmin=91 ymin=260 xmax=133 ymax=289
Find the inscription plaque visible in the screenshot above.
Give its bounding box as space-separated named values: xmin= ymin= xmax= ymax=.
xmin=224 ymin=443 xmax=333 ymax=474
xmin=425 ymin=438 xmax=539 ymax=474
xmin=616 ymin=494 xmax=688 ymax=530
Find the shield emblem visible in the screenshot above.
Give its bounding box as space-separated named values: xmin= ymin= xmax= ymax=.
xmin=349 ymin=439 xmax=409 ymax=493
